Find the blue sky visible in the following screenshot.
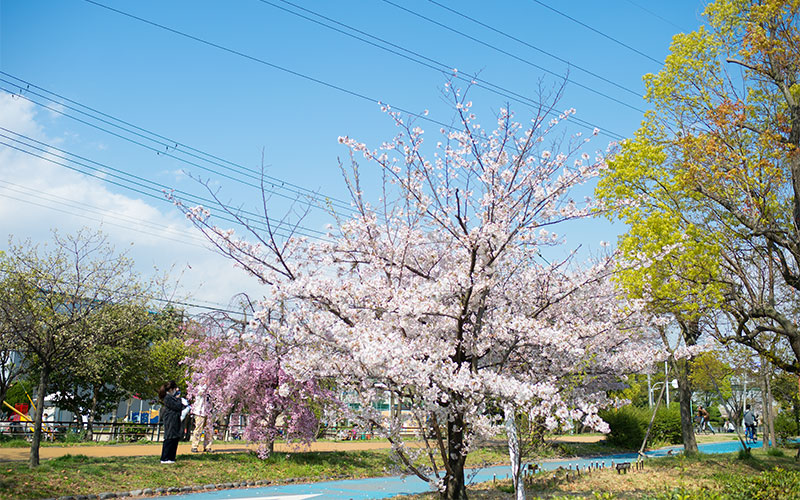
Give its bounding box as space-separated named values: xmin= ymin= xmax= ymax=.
xmin=0 ymin=0 xmax=706 ymax=311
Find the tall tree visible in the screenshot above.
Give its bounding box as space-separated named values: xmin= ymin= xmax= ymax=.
xmin=597 ymin=0 xmax=800 ymax=448
xmin=47 ymin=305 xmax=179 ymax=440
xmin=0 ymin=284 xmax=26 ymax=409
xmin=0 ymin=229 xmax=155 ymax=466
xmin=176 ymin=85 xmax=661 ymax=499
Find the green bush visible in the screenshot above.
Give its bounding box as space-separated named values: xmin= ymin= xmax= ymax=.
xmin=723 ymin=467 xmax=800 ymax=499
xmin=641 ymin=487 xmax=725 ymax=499
xmin=599 ymin=406 xmax=647 ymax=448
xmin=600 ymin=404 xmax=683 ymax=449
xmin=651 ymin=404 xmax=683 ymax=445
xmin=119 ymin=423 xmax=149 ymax=442
xmin=773 ymin=411 xmax=798 ymax=446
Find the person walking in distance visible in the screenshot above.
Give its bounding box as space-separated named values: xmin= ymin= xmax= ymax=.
xmin=743 ymin=404 xmax=757 ymax=443
xmin=190 ymin=383 xmax=212 ymax=453
xmin=697 ymin=405 xmax=715 ymax=434
xmin=158 ymin=380 xmax=186 ymax=464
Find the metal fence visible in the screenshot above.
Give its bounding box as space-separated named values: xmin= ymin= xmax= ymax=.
xmin=0 ymin=420 xmax=239 ymax=443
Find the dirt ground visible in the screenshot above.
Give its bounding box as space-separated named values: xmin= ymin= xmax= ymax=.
xmin=0 ymin=434 xmax=606 ymax=462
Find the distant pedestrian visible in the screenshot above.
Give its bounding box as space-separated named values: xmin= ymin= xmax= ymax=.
xmin=190 ymin=383 xmax=213 ymax=453
xmin=158 ymin=380 xmax=186 ymax=464
xmin=697 ymin=405 xmax=715 ymax=434
xmin=743 ymin=404 xmax=757 ymax=442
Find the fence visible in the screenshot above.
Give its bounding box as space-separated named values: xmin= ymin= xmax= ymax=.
xmin=320 ymin=425 xmax=427 ymax=440
xmin=0 ymin=419 xmax=239 ymax=443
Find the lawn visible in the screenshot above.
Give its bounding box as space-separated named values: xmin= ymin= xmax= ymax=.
xmin=399 ymin=446 xmax=800 ymax=499
xmin=0 ymin=435 xmax=762 ymax=499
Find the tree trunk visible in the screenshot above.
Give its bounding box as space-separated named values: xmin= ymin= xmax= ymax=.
xmin=29 ymin=367 xmax=50 ymax=468
xmin=86 ymin=387 xmax=98 ymax=442
xmin=265 ymin=409 xmax=279 ymax=455
xmin=761 ymin=360 xmax=772 ymax=449
xmin=766 ymin=367 xmax=775 ymax=447
xmin=441 ymin=413 xmax=468 ymax=500
xmin=504 ymin=403 xmax=525 ymax=500
xmin=675 ymin=358 xmax=698 ymax=453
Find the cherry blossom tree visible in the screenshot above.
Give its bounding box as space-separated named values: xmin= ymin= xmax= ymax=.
xmin=174 ymin=84 xmax=661 ymax=499
xmin=184 ymin=304 xmax=328 ymax=457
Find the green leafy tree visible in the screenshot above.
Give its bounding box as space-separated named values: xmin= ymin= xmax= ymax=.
xmin=600 ymin=0 xmax=800 ymax=370
xmin=47 ymin=306 xmax=180 ymax=440
xmin=0 ymin=229 xmax=157 ymax=466
xmin=597 ymin=0 xmax=800 ymax=450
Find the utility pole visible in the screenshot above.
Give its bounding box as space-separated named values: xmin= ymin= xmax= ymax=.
xmin=665 ymin=361 xmax=670 ymax=406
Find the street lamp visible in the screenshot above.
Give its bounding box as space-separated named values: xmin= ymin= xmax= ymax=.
xmin=648 ymin=378 xmax=679 ymax=407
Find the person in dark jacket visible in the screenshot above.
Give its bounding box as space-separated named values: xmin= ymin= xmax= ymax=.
xmin=158 ymin=380 xmax=185 ymax=464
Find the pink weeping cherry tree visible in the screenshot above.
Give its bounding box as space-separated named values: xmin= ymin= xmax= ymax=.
xmin=184 ymin=310 xmax=330 ymax=458
xmin=173 ymin=83 xmax=662 ymax=500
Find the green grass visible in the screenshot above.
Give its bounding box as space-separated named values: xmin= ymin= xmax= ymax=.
xmin=399 ymin=446 xmax=800 ymax=499
xmin=0 ymin=450 xmax=396 ymax=499
xmin=0 ymin=443 xmax=514 ymax=499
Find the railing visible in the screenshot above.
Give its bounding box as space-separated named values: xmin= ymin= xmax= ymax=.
xmin=1 ymin=420 xmax=430 ymax=443
xmin=320 ymin=425 xmax=427 ymax=440
xmin=0 ymin=420 xmax=240 ymax=443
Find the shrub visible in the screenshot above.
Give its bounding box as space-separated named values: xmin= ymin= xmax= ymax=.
xmin=723 ymin=467 xmax=800 ymax=499
xmin=640 ymin=487 xmax=725 ymax=499
xmin=773 ymin=411 xmax=798 ymax=446
xmin=119 ymin=424 xmax=149 ymax=442
xmin=600 ymin=404 xmax=683 ymax=449
xmin=651 ymin=404 xmax=683 ymax=445
xmin=599 ymin=406 xmax=647 ymax=448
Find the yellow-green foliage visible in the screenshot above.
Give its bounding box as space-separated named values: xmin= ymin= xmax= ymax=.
xmin=596 ymin=0 xmax=800 ymax=317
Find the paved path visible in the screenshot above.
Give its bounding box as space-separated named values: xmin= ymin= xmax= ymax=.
xmin=171 ymin=439 xmax=750 ymax=500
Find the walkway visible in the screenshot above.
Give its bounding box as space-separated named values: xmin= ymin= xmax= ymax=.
xmin=170 ymin=439 xmax=752 ymax=500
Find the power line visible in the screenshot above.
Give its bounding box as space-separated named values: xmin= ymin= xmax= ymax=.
xmin=378 ymin=0 xmax=643 ymax=118
xmin=621 ymin=0 xmax=691 ymax=33
xmin=0 ymin=74 xmax=356 ymax=216
xmin=0 ymin=180 xmax=212 ymax=249
xmin=80 ymin=1 xmax=623 ymax=141
xmin=426 ymin=0 xmax=643 ymax=98
xmin=81 ymin=0 xmax=453 ymax=132
xmin=0 ymin=129 xmax=332 ymax=242
xmin=264 ymin=0 xmax=643 ymax=117
xmin=529 ymin=0 xmax=663 ymax=65
xmin=0 ymin=265 xmax=252 ymax=317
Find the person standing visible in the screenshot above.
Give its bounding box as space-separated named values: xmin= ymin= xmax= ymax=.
xmin=743 ymin=404 xmax=757 ymax=441
xmin=190 ymin=383 xmax=212 ymax=453
xmin=158 ymin=381 xmax=185 ymax=464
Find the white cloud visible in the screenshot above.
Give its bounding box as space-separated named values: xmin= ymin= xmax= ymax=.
xmin=0 ymin=92 xmax=266 ymax=314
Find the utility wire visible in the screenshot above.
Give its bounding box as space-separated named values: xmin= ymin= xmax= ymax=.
xmin=81 ymin=0 xmax=453 ymax=132
xmin=0 ymin=187 xmax=211 ymax=250
xmin=0 ymin=126 xmax=312 ymax=237
xmin=0 ymin=75 xmax=356 ymax=216
xmin=0 ymin=265 xmax=251 ymax=316
xmin=426 ymin=0 xmax=643 ymax=98
xmin=265 ymin=0 xmax=643 ymax=116
xmin=80 ymin=1 xmax=621 ymax=140
xmin=621 ymin=0 xmax=690 ymax=33
xmin=0 ymin=130 xmax=332 ymax=241
xmin=377 ymin=0 xmax=643 ymax=116
xmin=529 ymin=0 xmax=663 ymax=65
xmin=0 ymin=179 xmax=211 ymax=248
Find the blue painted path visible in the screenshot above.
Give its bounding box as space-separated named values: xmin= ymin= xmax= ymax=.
xmin=173 ymin=438 xmax=761 ymax=499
